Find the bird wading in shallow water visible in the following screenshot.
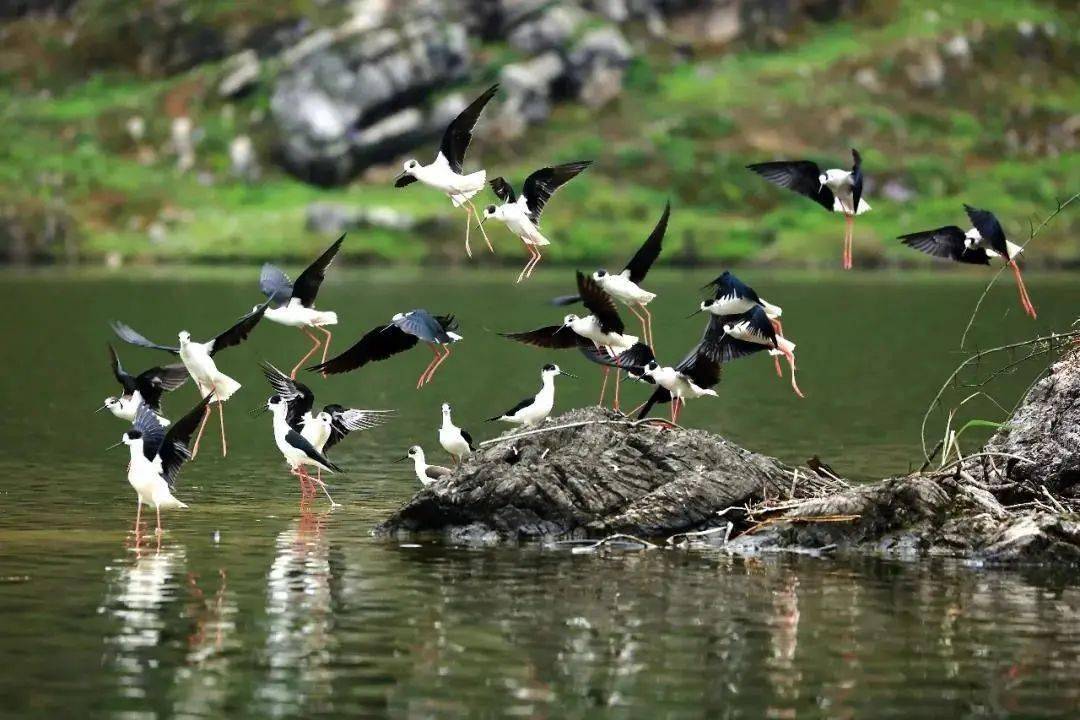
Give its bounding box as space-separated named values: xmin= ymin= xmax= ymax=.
xmin=258 ymin=234 xmax=345 ymax=378
xmin=748 ymin=148 xmax=869 ymax=270
xmin=110 ymin=301 xmax=270 ymax=458
xmin=483 ymin=160 xmax=592 ymax=282
xmin=438 ymin=403 xmax=475 ymax=464
xmin=486 ymin=363 xmax=574 ymax=428
xmin=263 ymin=394 xmax=343 ymax=507
xmin=899 ymin=204 xmax=1037 ymax=319
xmin=99 ymin=344 xmax=189 ymax=427
xmin=394 ymin=85 xmax=499 ymax=258
xmin=109 ymin=395 xmax=211 ymax=538
xmin=309 ymin=310 xmax=462 ymax=389
xmin=399 ymin=445 xmax=452 ymax=487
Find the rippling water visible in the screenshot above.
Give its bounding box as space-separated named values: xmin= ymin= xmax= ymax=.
xmin=1 ymin=269 xmax=1077 ymax=717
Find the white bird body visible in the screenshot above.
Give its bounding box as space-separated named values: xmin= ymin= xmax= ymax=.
xmin=646 ymin=365 xmax=717 ymax=401
xmin=409 ymin=154 xmax=486 ymax=207
xmin=126 ymin=442 xmax=186 ymax=510
xmin=821 ymin=169 xmax=871 ymax=216
xmin=595 ymin=270 xmax=656 ymax=306
xmin=489 ymin=198 xmax=551 ymax=246
xmin=301 ymin=412 xmax=332 ymax=453
xmin=724 ymin=319 xmax=796 ymax=356
xmin=407 ymin=446 xmax=451 ymax=487
xmin=439 ymin=405 xmax=472 ymax=460
xmin=178 ymin=334 xmax=241 ymax=403
xmin=705 ymin=295 xmax=782 ymax=320
xmin=965 ymin=227 xmax=1023 ymax=260
xmin=270 ymin=404 xmax=331 ymax=473
xmin=106 ymin=391 xmax=171 ymax=426
xmin=499 ymin=374 xmax=554 ymax=427
xmin=265 ymin=299 xmax=338 ymax=329
xmin=566 ymin=315 xmax=638 ymax=352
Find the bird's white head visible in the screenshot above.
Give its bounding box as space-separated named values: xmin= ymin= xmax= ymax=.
xmin=699 ymin=299 xmax=715 ymax=312
xmin=391 ymin=311 xmax=406 ymax=322
xmin=103 ymin=396 xmax=122 ymax=411
xmin=643 ymin=360 xmax=661 ymax=377
xmin=818 ymin=171 xmax=828 ymax=189
xmin=407 ymin=445 xmax=424 ymax=462
xmin=266 ymin=395 xmax=286 ymax=416
xmin=316 ymin=410 xmax=332 ymax=424
xmin=441 ymin=402 xmax=451 ymax=415
xmin=561 ymin=313 xmax=580 ymax=327
xmin=592 ymin=269 xmax=609 ymax=282
xmin=403 ymin=159 xmax=419 ymax=173
xmin=542 ymin=363 xmax=561 ymax=378
xmin=178 ymin=330 xmax=191 ymax=344
xmin=483 ymin=204 xmax=502 ymax=221
xmin=121 ymin=429 xmax=144 ymax=449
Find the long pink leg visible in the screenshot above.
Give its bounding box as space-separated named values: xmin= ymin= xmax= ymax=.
xmin=628 ymin=305 xmax=648 ymax=348
xmin=525 ymin=247 xmax=543 ymax=278
xmin=463 ymin=204 xmax=474 ymax=258
xmin=190 ymin=406 xmax=211 ymax=459
xmin=155 ymin=505 xmax=163 ymax=536
xmin=613 ymin=370 xmax=622 ymax=412
xmin=217 ymin=399 xmax=227 ymax=457
xmin=420 ymin=345 xmax=445 ymax=386
xmin=1010 ymin=260 xmax=1037 ymax=319
xmin=317 ymin=326 xmax=333 ymax=368
xmin=423 ymin=345 xmax=452 ymax=385
xmin=845 ymin=215 xmax=855 ymax=270
xmin=290 ymin=328 xmax=322 ymax=379
xmin=641 ymin=304 xmax=654 ymax=350
xmin=134 ymin=501 xmax=142 ymax=535
xmin=598 ymin=367 xmax=610 ymax=407
xmin=782 ymin=349 xmax=805 ymax=398
xmin=302 ymin=467 xmax=338 ymax=506
xmin=467 ymin=199 xmax=494 ymax=253
xmin=417 ymin=344 xmax=440 ymax=389
xmin=771 ymin=318 xmax=784 ymax=336
xmin=291 ymin=468 xmax=310 ymax=499
xmin=516 ymin=245 xmax=536 ymax=284
xmin=773 ymin=354 xmax=783 ymax=377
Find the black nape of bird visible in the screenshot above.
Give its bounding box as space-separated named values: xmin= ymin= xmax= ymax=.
xmin=309 ymin=310 xmax=462 ymax=389
xmin=101 ymin=344 xmax=189 ymax=420
xmin=747 ymin=148 xmax=868 ymax=269
xmin=898 ymin=204 xmax=1036 ymax=319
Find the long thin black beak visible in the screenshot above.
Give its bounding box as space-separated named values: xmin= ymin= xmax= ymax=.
xmin=106 ymin=441 xmax=123 ymax=451
xmin=560 ymin=370 xmax=578 ymax=379
xmin=394 ymin=172 xmax=417 ymax=188
xmin=394 ymin=456 xmax=408 ymax=463
xmin=95 ymin=405 xmax=108 ymax=413
xmin=685 ymin=308 xmax=703 ymax=319
xmin=249 ymin=405 xmax=269 ymax=418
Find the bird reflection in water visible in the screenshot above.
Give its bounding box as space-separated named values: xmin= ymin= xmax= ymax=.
xmin=765 ymin=573 xmax=801 ymax=719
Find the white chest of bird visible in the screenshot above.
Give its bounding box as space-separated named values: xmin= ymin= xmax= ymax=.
xmin=566 ymin=315 xmax=637 ymax=351
xmin=301 ymin=413 xmax=332 ymax=453
xmin=501 ymin=200 xmax=549 ymax=245
xmin=822 ymin=169 xmax=871 ymax=216
xmin=595 ymin=271 xmax=656 ymax=305
xmin=265 ymin=298 xmax=338 ymax=329
xmin=126 ymin=448 xmax=185 ymax=509
xmin=179 ymin=335 xmax=240 ymax=402
xmin=439 ymin=423 xmax=471 ymax=458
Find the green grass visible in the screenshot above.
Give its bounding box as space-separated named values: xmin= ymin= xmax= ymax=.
xmin=0 ymin=0 xmax=1077 ymax=266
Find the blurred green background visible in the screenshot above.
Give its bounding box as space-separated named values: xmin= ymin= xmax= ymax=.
xmin=0 ymin=0 xmax=1076 ymax=268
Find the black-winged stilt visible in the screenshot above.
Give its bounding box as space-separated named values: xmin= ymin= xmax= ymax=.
xmin=899 ymin=204 xmax=1037 ymax=318
xmin=109 ymin=395 xmax=212 ymax=536
xmin=483 ymin=160 xmax=592 ymax=282
xmin=399 ymin=446 xmax=452 ymax=487
xmin=748 ymin=148 xmax=869 ymax=269
xmin=693 ymin=270 xmax=785 ymax=374
xmin=439 ymin=403 xmax=475 ymax=464
xmin=100 ymin=344 xmax=189 ymax=426
xmin=486 ymin=363 xmax=574 ymax=427
xmin=110 ymin=300 xmax=270 ymax=458
xmin=258 ymin=234 xmax=345 ymax=378
xmin=263 ymin=394 xmax=343 ymax=507
xmin=711 ymin=306 xmax=804 ymax=398
xmin=308 ymin=310 xmax=462 ymax=389
xmin=394 ymin=85 xmax=499 ymax=258
xmin=503 ymin=271 xmax=637 ymax=408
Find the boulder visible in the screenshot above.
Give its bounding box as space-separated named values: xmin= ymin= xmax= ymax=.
xmin=566 ymin=27 xmax=634 ymax=108
xmin=218 ymin=50 xmax=260 ymax=99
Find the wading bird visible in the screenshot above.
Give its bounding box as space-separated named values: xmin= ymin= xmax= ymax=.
xmin=100 ymin=344 xmax=189 ymax=426
xmin=399 ymin=445 xmax=452 ymax=487
xmin=712 ymin=306 xmax=804 ymax=398
xmin=264 ymin=394 xmax=343 ymax=507
xmin=503 ymin=271 xmax=637 ymax=408
xmin=748 ymin=148 xmax=869 ymax=269
xmin=483 ymin=160 xmax=592 ymax=282
xmin=439 ymin=403 xmax=475 ymax=464
xmin=309 ymin=310 xmax=462 ymax=389
xmin=258 ymin=234 xmax=345 ymax=378
xmin=898 ymin=204 xmax=1036 ymax=319
xmin=692 ymin=270 xmax=784 ymax=373
xmin=394 ymin=85 xmax=499 ymax=258
xmin=487 ymin=363 xmax=574 ymax=427
xmin=111 ymin=302 xmax=269 ymax=458
xmin=110 ymin=395 xmax=211 ymax=537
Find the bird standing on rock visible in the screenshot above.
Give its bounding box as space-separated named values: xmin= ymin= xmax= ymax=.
xmin=439 ymin=403 xmax=475 ymax=464
xmin=400 ymin=446 xmax=452 ymax=487
xmin=487 ymin=363 xmax=574 ymax=428
xmin=394 ymin=85 xmax=499 ymax=258
xmin=748 ymin=148 xmax=870 ymax=269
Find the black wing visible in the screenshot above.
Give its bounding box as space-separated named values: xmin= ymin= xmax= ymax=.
xmin=698 ymin=315 xmax=764 ymax=363
xmin=133 ymin=364 xmax=189 ymax=410
xmin=208 ymin=301 xmax=269 ymax=357
xmin=111 ymin=321 xmax=180 ymax=355
xmin=292 ymin=234 xmax=344 ymax=307
xmin=395 ymin=310 xmax=455 ymax=344
xmin=676 ymin=350 xmax=721 ymax=390
xmin=580 ymin=341 xmax=655 ymax=372
xmin=489 ymin=177 xmax=516 ymax=203
xmin=703 ymin=270 xmax=761 ymax=302
xmin=322 ymin=404 xmax=394 ymax=452
xmin=850 ymin=149 xmax=864 ymax=214
xmin=624 ymin=200 xmax=669 ymax=284
xmin=636 ymin=386 xmax=673 ymax=419
xmin=550 ymin=294 xmax=582 ymax=306
xmin=577 ymin=270 xmax=625 ymax=335
xmin=309 ymin=324 xmax=419 ymax=375
xmin=287 ymin=429 xmax=343 ymax=472
xmin=521 ymin=161 xmax=591 ymax=225
xmin=260 ymin=362 xmax=315 ymax=430
xmin=747 ymin=160 xmax=833 ymax=211
xmin=460 ymin=427 xmax=476 ymax=451
xmin=487 ymin=395 xmax=534 ymax=422
xmin=964 ymin=204 xmax=1008 ymax=256
xmin=132 ymin=404 xmax=167 ymax=463
xmin=501 ymin=325 xmax=584 ymax=350
xmin=108 ymin=344 xmax=138 ymax=396
xmin=259 ymin=264 xmax=293 ymax=307
xmin=899 ymin=226 xmax=989 ymax=265
xmin=160 ymin=394 xmax=213 ymax=486
xmin=440 ymin=84 xmax=498 ymax=173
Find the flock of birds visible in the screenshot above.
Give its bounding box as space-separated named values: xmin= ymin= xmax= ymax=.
xmin=99 ymin=84 xmax=1041 ymax=535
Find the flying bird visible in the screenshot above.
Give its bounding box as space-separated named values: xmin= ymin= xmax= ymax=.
xmin=899 ymin=204 xmax=1036 ymax=319
xmin=99 ymin=344 xmax=189 ymax=426
xmin=486 ymin=363 xmax=574 ymax=427
xmin=394 ymin=85 xmax=499 ymax=258
xmin=110 ymin=302 xmax=269 ymax=458
xmin=109 ymin=395 xmax=212 ymax=537
xmin=309 ymin=310 xmax=462 ymax=389
xmin=692 ymin=270 xmax=785 ymax=374
xmin=503 ymin=271 xmax=637 ymax=408
xmin=483 ymin=160 xmax=592 ymax=282
xmin=399 ymin=445 xmax=452 ymax=487
xmin=748 ymin=148 xmax=870 ymax=269
xmin=439 ymin=402 xmax=475 ymax=464
xmin=710 ymin=306 xmax=804 ymax=398
xmin=258 ymin=234 xmax=345 ymax=378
